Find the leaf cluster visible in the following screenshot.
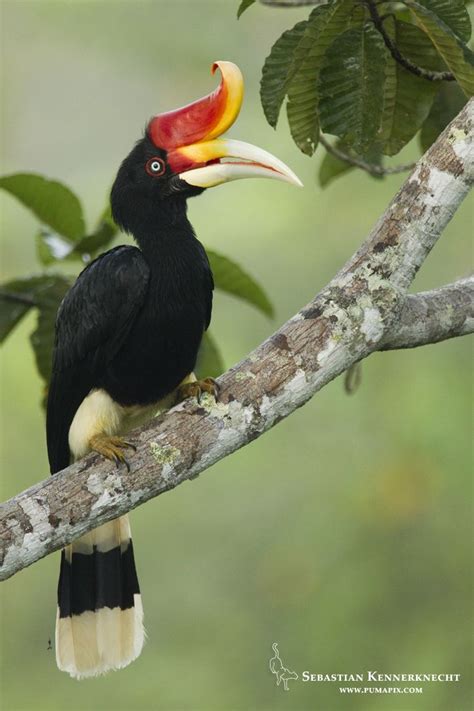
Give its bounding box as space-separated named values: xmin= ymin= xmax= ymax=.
xmin=243 ymin=0 xmax=472 ymax=186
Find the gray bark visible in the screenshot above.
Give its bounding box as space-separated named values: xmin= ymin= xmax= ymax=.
xmin=0 ymin=100 xmax=473 ymax=582
xmin=381 ymin=277 xmax=473 ymax=351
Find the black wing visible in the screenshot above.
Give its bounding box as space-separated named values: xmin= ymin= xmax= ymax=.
xmin=196 ymin=240 xmax=213 ymax=330
xmin=46 ymin=246 xmax=150 ymax=473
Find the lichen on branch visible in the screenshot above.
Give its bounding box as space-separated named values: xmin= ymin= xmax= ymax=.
xmin=0 ymin=100 xmax=473 ymax=582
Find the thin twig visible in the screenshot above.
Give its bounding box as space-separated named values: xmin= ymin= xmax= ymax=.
xmin=366 ymin=0 xmax=455 ymax=82
xmin=319 ymin=134 xmax=415 ymax=176
xmin=0 ymin=290 xmax=38 ymax=307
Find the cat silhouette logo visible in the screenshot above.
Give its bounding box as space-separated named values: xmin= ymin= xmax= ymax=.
xmin=269 ymin=642 xmax=298 ymax=691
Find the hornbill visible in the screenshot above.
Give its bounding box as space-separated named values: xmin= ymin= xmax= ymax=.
xmin=46 ymin=61 xmax=302 ymax=679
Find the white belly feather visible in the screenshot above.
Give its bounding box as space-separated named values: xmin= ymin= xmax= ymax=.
xmin=68 ymin=372 xmax=196 ymax=461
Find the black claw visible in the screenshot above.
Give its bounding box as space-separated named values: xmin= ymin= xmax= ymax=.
xmin=123 ymin=458 xmax=131 ymax=474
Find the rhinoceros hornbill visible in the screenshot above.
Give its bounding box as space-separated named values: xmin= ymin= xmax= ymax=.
xmin=46 ymin=61 xmax=302 ymax=679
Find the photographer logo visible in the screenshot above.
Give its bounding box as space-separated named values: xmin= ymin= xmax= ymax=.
xmin=269 ymin=643 xmax=298 ymax=691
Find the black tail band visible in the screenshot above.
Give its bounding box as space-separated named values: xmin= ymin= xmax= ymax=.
xmin=58 ymin=541 xmax=140 ymax=618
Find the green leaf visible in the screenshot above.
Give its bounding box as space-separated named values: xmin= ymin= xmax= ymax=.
xmin=318 ymin=141 xmax=383 ymax=187
xmin=285 ymin=0 xmax=354 ymax=155
xmin=395 ymin=18 xmax=449 ymax=72
xmin=237 ymin=0 xmax=256 ymax=18
xmin=416 ymin=0 xmax=471 ymax=42
xmin=30 ymin=276 xmax=71 ymax=384
xmin=206 ymin=250 xmax=274 ymax=318
xmin=72 ymin=215 xmax=118 ymax=258
xmin=419 ymin=82 xmax=467 ymax=152
xmin=36 ymin=229 xmax=74 ymax=265
xmin=0 ymin=173 xmax=85 ymax=241
xmin=380 ymin=21 xmax=441 ymax=156
xmin=0 ymin=275 xmax=67 ymax=343
xmin=260 ymin=20 xmax=309 ymax=128
xmin=0 ymin=296 xmax=32 ymax=343
xmin=35 ymin=203 xmax=118 ymax=264
xmin=318 ymin=24 xmax=388 ymax=155
xmin=319 ymin=142 xmax=356 ymax=187
xmin=394 ymin=7 xmax=413 ymax=23
xmin=0 ymin=281 xmax=36 ymax=342
xmin=195 ymin=331 xmax=225 ymax=380
xmin=405 ymin=1 xmax=474 ymax=95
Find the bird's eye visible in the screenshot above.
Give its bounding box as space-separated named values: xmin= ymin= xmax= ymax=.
xmin=145 ymin=157 xmax=166 ymax=177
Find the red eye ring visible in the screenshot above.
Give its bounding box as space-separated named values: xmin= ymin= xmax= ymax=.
xmin=145 ymin=157 xmax=166 ymax=177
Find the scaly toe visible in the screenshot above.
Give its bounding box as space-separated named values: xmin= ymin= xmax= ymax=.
xmin=178 ymin=378 xmax=219 ymax=404
xmin=201 ymin=377 xmax=220 ymax=399
xmin=89 ymin=434 xmax=134 ymax=472
xmin=177 ymin=382 xmax=201 ymax=401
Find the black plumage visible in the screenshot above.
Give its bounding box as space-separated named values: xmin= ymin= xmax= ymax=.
xmin=48 ymin=59 xmax=301 ymax=679
xmin=49 ymin=135 xmax=214 ymax=674
xmin=47 ymin=136 xmax=214 ymax=475
xmin=57 ymin=542 xmax=140 ymax=617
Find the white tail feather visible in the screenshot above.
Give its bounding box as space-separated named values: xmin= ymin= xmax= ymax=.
xmin=55 ymin=516 xmax=145 ymax=679
xmin=56 ymin=595 xmax=144 ymax=679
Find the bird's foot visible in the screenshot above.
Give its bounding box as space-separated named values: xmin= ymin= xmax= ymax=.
xmin=177 ymin=377 xmax=220 ymax=404
xmin=89 ymin=434 xmax=136 ymax=472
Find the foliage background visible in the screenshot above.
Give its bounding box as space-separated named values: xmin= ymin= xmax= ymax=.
xmin=0 ymin=1 xmax=472 ymax=709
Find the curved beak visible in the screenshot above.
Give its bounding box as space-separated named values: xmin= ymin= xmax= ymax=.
xmin=148 ymin=61 xmax=303 ymax=189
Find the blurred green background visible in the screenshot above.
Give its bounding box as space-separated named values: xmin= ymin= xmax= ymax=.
xmin=0 ymin=1 xmax=472 ymax=710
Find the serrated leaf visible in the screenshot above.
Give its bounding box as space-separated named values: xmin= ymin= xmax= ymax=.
xmin=419 ymin=83 xmax=467 ymax=152
xmin=30 ymin=276 xmax=71 ymax=384
xmin=195 ymin=331 xmax=225 ymax=380
xmin=318 ymin=24 xmax=388 ymax=155
xmin=206 ymin=250 xmax=274 ymax=318
xmin=416 ymin=0 xmax=471 ymax=42
xmin=381 ymin=20 xmax=440 ymax=156
xmin=237 ymin=0 xmax=256 ymax=18
xmin=285 ymin=0 xmax=354 ymax=155
xmin=260 ymin=20 xmax=309 ymax=128
xmin=405 ymin=1 xmax=474 ymax=95
xmin=0 ymin=173 xmax=85 ymax=241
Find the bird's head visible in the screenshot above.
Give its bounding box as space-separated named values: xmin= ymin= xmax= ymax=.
xmin=111 ymin=61 xmax=302 ymax=233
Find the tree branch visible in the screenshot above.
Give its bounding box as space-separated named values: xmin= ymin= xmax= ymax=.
xmin=0 ymin=290 xmax=38 ymax=307
xmin=0 ymin=101 xmax=472 ymax=582
xmin=381 ymin=277 xmax=473 ymax=350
